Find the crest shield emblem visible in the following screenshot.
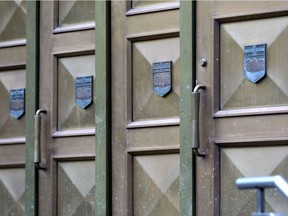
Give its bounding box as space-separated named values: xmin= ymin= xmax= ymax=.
xmin=152 ymin=61 xmax=172 ymax=97
xmin=76 ymin=76 xmax=93 ymax=109
xmin=244 ymin=44 xmax=266 ymax=83
xmin=10 ymin=89 xmax=25 ymax=119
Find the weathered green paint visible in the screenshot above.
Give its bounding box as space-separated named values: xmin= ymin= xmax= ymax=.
xmin=180 ymin=1 xmax=196 ymax=215
xmin=95 ymin=1 xmax=111 ymax=216
xmin=25 ymin=1 xmax=39 ymax=216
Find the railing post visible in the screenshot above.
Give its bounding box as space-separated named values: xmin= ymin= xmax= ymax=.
xmin=257 ymin=188 xmax=265 ymax=213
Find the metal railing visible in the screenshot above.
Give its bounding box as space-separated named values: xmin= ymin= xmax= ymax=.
xmin=236 ymin=175 xmax=288 ymax=216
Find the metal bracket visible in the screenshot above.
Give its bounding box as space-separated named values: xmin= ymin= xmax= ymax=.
xmin=34 ymin=109 xmax=47 ymax=170
xmin=192 ymin=84 xmax=206 ymax=158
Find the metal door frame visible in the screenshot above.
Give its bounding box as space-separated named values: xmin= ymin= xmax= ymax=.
xmin=180 ymin=1 xmax=197 ymax=215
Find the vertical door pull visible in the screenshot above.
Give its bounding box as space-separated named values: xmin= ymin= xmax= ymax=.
xmin=34 ymin=109 xmax=47 ymax=170
xmin=192 ymin=84 xmax=206 ymax=158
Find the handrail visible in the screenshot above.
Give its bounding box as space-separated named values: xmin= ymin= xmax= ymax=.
xmin=236 ymin=175 xmax=288 ymax=214
xmin=236 ymin=175 xmax=288 ymax=199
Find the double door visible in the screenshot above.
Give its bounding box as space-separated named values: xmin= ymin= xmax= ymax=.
xmin=112 ymin=1 xmax=288 ymax=215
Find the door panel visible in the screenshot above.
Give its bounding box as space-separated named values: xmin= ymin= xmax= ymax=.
xmin=196 ymin=1 xmax=288 ymax=215
xmin=220 ymin=16 xmax=288 ymax=110
xmin=0 ymin=0 xmax=26 ymax=215
xmin=133 ymin=154 xmax=180 ymax=215
xmin=111 ymin=1 xmax=180 ymax=215
xmin=0 ymin=46 xmax=26 ymax=68
xmin=58 ymin=1 xmax=95 ymax=27
xmin=0 ymin=168 xmax=25 ymax=215
xmin=0 ymin=69 xmax=25 ymax=140
xmin=38 ymin=1 xmax=95 ymax=215
xmin=131 ymin=37 xmax=180 ymax=121
xmin=57 ymin=161 xmax=95 ymax=216
xmin=221 ymin=146 xmax=288 ymax=215
xmin=131 ymin=0 xmax=178 ymax=10
xmin=57 ymin=55 xmax=95 ymax=131
xmin=0 ymin=0 xmax=26 ymax=44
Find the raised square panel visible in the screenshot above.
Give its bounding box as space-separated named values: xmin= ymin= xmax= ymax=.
xmin=220 ymin=146 xmax=288 ymax=215
xmin=57 ymin=161 xmax=95 ymax=216
xmin=58 ymin=0 xmax=95 ymax=27
xmin=220 ymin=16 xmax=288 ymax=110
xmin=132 ymin=37 xmax=180 ymax=122
xmin=0 ymin=0 xmax=26 ymax=43
xmin=0 ymin=70 xmax=25 ymax=140
xmin=133 ymin=154 xmax=179 ymax=215
xmin=0 ymin=168 xmax=25 ymax=215
xmin=58 ymin=55 xmax=95 ymax=131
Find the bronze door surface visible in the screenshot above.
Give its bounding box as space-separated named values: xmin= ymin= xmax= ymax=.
xmin=38 ymin=1 xmax=96 ymax=215
xmin=111 ymin=1 xmax=180 ymax=215
xmin=0 ymin=1 xmax=27 ymax=214
xmin=195 ymin=1 xmax=288 ymax=215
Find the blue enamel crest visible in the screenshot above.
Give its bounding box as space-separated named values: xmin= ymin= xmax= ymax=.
xmin=244 ymin=44 xmax=266 ymax=83
xmin=152 ymin=61 xmax=172 ymax=97
xmin=10 ymin=88 xmax=25 ymax=119
xmin=76 ymin=76 xmax=93 ymax=109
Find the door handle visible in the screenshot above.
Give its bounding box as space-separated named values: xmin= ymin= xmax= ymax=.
xmin=192 ymin=84 xmax=206 ymax=157
xmin=34 ymin=109 xmax=47 ymax=170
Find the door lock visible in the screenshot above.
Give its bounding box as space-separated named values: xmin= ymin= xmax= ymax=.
xmin=200 ymin=58 xmax=207 ymax=67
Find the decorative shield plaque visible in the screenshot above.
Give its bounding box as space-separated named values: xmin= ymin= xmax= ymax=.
xmin=152 ymin=61 xmax=172 ymax=97
xmin=10 ymin=88 xmax=25 ymax=119
xmin=76 ymin=76 xmax=93 ymax=109
xmin=244 ymin=44 xmax=266 ymax=83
